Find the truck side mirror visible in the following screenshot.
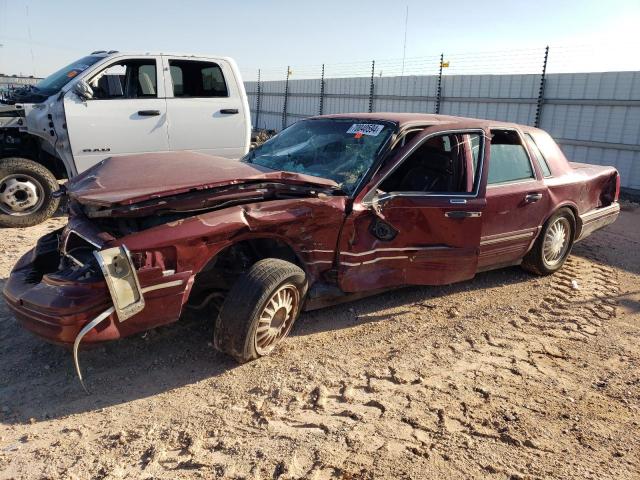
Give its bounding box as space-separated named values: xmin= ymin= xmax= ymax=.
xmin=74 ymin=80 xmax=94 ymax=101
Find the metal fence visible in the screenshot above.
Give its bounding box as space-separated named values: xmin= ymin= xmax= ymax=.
xmin=0 ymin=75 xmax=40 ymax=101
xmin=243 ymin=46 xmax=640 ymax=191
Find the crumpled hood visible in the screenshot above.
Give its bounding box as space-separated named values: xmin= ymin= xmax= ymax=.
xmin=66 ymin=151 xmax=338 ymax=207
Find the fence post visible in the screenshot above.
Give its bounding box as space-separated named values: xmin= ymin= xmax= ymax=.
xmin=282 ymin=66 xmax=290 ymax=130
xmin=368 ymin=60 xmax=375 ymax=113
xmin=255 ymin=69 xmax=261 ymax=131
xmin=534 ymin=46 xmax=549 ymax=128
xmin=435 ymin=53 xmax=444 ymax=114
xmin=319 ymin=63 xmax=325 ymax=115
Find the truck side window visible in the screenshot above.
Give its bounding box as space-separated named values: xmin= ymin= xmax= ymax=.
xmin=488 ymin=130 xmax=535 ymax=185
xmin=379 ymin=133 xmax=480 ymax=194
xmin=524 ymin=133 xmax=552 ymax=177
xmin=89 ymin=59 xmax=157 ymax=99
xmin=169 ymin=60 xmax=228 ymax=98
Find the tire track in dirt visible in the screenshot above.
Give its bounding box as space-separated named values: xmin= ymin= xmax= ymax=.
xmin=229 ymin=256 xmax=622 ymax=478
xmin=521 ymin=257 xmax=618 ymax=341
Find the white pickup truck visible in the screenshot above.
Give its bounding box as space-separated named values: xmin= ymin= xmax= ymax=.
xmin=0 ymin=51 xmax=251 ymax=227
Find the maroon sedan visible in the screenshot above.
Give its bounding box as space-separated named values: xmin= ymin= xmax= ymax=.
xmin=4 ymin=113 xmax=620 ymax=365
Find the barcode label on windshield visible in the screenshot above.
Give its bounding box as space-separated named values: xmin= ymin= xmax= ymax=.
xmin=346 ymin=123 xmax=384 ymax=136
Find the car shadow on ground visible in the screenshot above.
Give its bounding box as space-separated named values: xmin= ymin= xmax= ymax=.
xmin=0 ymin=266 xmax=534 ymax=425
xmin=573 ymin=239 xmax=640 ymax=276
xmin=293 ymin=266 xmax=534 ymax=338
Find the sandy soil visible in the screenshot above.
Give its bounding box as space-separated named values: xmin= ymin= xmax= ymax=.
xmin=0 ymin=204 xmax=638 ymax=480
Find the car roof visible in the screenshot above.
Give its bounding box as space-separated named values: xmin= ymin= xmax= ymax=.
xmin=312 ymin=112 xmax=538 ymax=133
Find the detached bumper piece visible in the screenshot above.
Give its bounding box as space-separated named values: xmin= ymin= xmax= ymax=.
xmin=577 ymin=202 xmax=620 ymax=241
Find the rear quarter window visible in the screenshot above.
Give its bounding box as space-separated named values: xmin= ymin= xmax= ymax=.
xmin=524 ymin=133 xmax=552 ymax=177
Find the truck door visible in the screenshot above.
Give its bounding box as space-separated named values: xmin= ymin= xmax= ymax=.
xmin=64 ymin=56 xmax=169 ymax=173
xmin=161 ymin=56 xmax=249 ymax=159
xmin=337 ymin=129 xmax=487 ymax=293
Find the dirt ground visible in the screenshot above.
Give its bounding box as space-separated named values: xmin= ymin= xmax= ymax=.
xmin=0 ymin=204 xmax=638 ymax=480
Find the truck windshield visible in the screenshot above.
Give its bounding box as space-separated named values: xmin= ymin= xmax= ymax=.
xmin=244 ymin=119 xmax=393 ymax=193
xmin=34 ymin=55 xmax=103 ymax=96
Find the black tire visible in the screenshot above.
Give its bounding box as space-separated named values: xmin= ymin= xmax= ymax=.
xmin=0 ymin=157 xmax=60 ymax=228
xmin=522 ymin=208 xmax=576 ymax=276
xmin=214 ymin=258 xmax=307 ymax=363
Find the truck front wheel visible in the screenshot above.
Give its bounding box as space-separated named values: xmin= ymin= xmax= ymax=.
xmin=0 ymin=158 xmax=60 ymax=228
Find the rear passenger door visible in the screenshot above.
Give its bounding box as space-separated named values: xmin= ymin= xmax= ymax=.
xmin=162 ymin=56 xmax=248 ymax=158
xmin=479 ymin=128 xmax=549 ymax=269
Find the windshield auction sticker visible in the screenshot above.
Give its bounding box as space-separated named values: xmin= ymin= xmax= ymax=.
xmin=346 ymin=124 xmax=385 ymax=136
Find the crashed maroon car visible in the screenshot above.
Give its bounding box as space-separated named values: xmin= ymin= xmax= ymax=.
xmin=4 ymin=113 xmax=620 ymax=365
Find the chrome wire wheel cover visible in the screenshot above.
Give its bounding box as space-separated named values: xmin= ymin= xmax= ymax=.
xmin=0 ymin=174 xmax=45 ymax=216
xmin=543 ymin=217 xmax=571 ymax=266
xmin=254 ymin=283 xmax=300 ymax=355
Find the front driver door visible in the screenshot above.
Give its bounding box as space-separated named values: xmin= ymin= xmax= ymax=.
xmin=337 ymin=129 xmax=487 ymax=293
xmin=64 ymin=56 xmax=169 ymax=173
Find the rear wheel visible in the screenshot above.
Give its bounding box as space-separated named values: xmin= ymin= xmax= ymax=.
xmin=0 ymin=157 xmax=60 ymax=228
xmin=522 ymin=208 xmax=575 ymax=275
xmin=214 ymin=258 xmax=307 ymax=363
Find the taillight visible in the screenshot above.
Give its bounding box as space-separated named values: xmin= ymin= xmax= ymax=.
xmin=614 ymin=173 xmax=621 ymax=202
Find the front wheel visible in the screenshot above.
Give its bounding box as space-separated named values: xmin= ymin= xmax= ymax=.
xmin=214 ymin=258 xmax=307 ymax=363
xmin=0 ymin=157 xmax=60 ymax=228
xmin=522 ymin=208 xmax=576 ymax=275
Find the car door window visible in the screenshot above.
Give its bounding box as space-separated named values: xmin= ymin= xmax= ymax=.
xmin=88 ymin=59 xmax=157 ymax=99
xmin=488 ymin=130 xmax=535 ymax=185
xmin=169 ymin=60 xmax=228 ymax=97
xmin=379 ymin=132 xmax=482 ymax=194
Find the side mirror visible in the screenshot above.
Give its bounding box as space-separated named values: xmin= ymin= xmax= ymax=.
xmin=73 ymin=80 xmax=93 ymax=101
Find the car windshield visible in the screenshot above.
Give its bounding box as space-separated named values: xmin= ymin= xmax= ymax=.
xmin=244 ymin=119 xmax=394 ymax=193
xmin=34 ymin=55 xmax=103 ymax=95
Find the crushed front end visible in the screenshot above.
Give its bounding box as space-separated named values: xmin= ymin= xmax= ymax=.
xmin=3 ymin=210 xmax=191 ymax=347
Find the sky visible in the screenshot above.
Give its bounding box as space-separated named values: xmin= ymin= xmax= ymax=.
xmin=0 ymin=0 xmax=639 ymax=80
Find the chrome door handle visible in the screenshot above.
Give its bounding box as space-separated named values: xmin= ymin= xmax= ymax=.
xmin=445 ymin=211 xmax=482 ymax=219
xmin=524 ymin=192 xmax=543 ymax=203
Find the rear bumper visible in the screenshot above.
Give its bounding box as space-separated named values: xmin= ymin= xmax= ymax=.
xmin=3 ymin=232 xmax=192 ymax=347
xmin=576 ymin=202 xmax=620 ymax=241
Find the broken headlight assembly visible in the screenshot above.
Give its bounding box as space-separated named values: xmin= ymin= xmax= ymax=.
xmin=129 ymin=246 xmax=178 ymax=274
